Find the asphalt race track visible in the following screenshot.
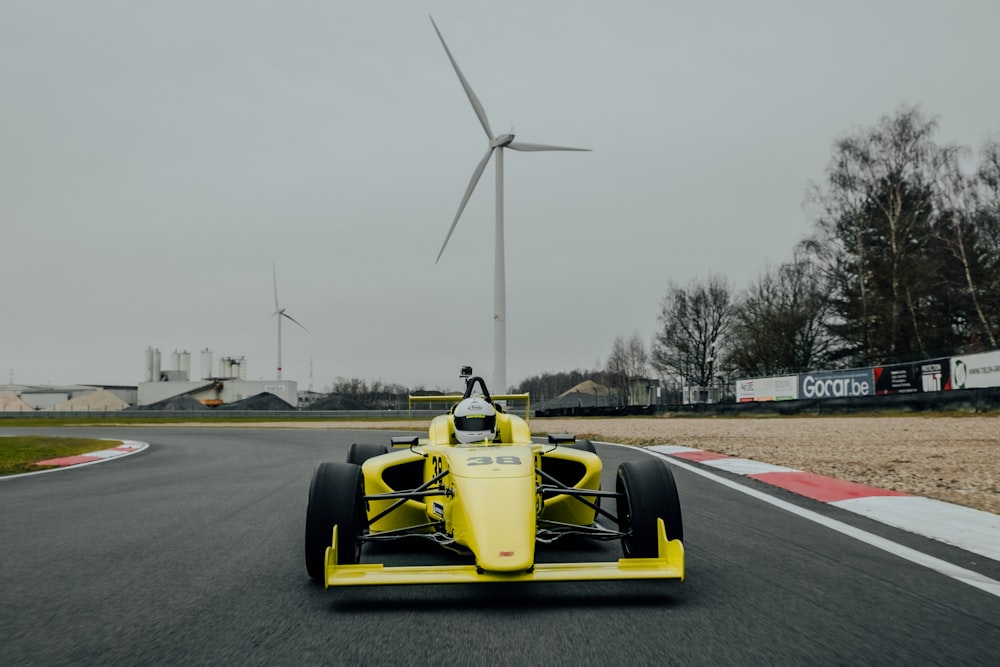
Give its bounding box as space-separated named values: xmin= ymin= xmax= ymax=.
xmin=2 ymin=427 xmax=999 ymax=665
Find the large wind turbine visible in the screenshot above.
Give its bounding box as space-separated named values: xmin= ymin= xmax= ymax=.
xmin=430 ymin=16 xmax=589 ymax=395
xmin=271 ymin=263 xmax=308 ymax=381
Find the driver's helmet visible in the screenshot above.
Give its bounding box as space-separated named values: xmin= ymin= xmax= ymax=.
xmin=453 ymin=397 xmax=497 ymax=444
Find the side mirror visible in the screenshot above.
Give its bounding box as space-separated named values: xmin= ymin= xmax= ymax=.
xmin=547 ymin=433 xmax=576 ymax=445
xmin=390 ymin=436 xmax=419 ymax=447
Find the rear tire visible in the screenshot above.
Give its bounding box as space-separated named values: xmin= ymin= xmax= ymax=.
xmin=304 ymin=462 xmax=365 ymax=580
xmin=616 ymin=459 xmax=683 ymax=557
xmin=347 ymin=443 xmax=390 ymax=466
xmin=571 ymin=439 xmax=598 ymax=455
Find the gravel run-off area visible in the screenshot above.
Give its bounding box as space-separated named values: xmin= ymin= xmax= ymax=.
xmin=538 ymin=415 xmax=1000 ymax=514
xmin=237 ymin=415 xmax=999 ymax=514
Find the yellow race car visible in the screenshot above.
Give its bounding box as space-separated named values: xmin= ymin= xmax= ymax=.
xmin=304 ymin=376 xmax=684 ymax=587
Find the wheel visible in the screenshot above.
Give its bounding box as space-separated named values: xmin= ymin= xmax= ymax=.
xmin=615 ymin=458 xmax=683 ymax=557
xmin=304 ymin=462 xmax=365 ymax=580
xmin=347 ymin=442 xmax=390 ymax=466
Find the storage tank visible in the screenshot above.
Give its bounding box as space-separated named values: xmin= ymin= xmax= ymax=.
xmin=180 ymin=351 xmax=191 ymax=378
xmin=152 ymin=349 xmax=162 ymax=382
xmin=144 ymin=347 xmax=154 ymax=383
xmin=201 ymin=349 xmax=212 ymax=380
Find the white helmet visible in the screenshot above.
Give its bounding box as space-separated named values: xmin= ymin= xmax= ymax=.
xmin=453 ymin=397 xmax=497 ymax=444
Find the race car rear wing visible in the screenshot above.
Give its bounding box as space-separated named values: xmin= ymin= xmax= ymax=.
xmin=408 ymin=393 xmax=531 ymax=421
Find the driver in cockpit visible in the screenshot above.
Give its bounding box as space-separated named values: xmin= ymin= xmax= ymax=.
xmin=452 ymin=397 xmax=497 ymax=444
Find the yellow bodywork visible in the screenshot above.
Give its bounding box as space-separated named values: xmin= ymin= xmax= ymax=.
xmin=324 ymin=409 xmax=684 ymax=587
xmin=326 ymin=520 xmax=684 ymax=586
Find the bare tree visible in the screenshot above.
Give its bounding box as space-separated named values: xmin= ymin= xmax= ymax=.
xmin=606 ymin=333 xmax=649 ymax=404
xmin=805 ymin=105 xmax=960 ymax=364
xmin=971 ymin=138 xmax=1000 ymax=346
xmin=728 ymin=256 xmax=834 ymax=377
xmin=651 ymin=275 xmax=733 ymax=387
xmin=936 ymin=141 xmax=999 ymax=349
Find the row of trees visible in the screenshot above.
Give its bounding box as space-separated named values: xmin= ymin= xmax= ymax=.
xmin=651 ymin=106 xmax=1000 ymax=389
xmin=324 ymin=377 xmax=411 ymax=409
xmin=516 ymin=334 xmax=654 ymax=405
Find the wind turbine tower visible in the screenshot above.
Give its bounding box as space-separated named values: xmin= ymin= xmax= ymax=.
xmin=430 ymin=16 xmax=589 ymax=395
xmin=271 ymin=263 xmax=308 ymax=381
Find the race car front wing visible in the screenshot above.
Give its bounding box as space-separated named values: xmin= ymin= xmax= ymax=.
xmin=323 ymin=519 xmax=684 ymax=587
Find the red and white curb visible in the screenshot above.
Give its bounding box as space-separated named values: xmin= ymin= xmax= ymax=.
xmin=1 ymin=439 xmax=148 ymax=480
xmin=648 ymin=444 xmax=1000 ymax=563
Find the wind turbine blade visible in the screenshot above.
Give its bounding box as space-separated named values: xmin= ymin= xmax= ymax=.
xmin=272 ymin=262 xmax=280 ymax=311
xmin=429 ymin=16 xmax=494 ymax=140
xmin=436 ymin=147 xmax=495 ymax=263
xmin=281 ymin=312 xmax=309 ymax=333
xmin=507 ymin=141 xmax=591 ymax=152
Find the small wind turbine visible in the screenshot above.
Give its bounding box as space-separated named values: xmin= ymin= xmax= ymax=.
xmin=430 ymin=16 xmax=589 ymax=394
xmin=271 ymin=263 xmax=308 ymax=381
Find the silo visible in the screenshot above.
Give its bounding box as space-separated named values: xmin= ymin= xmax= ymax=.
xmin=144 ymin=347 xmax=154 ymax=383
xmin=152 ymin=348 xmax=162 ymax=382
xmin=237 ymin=356 xmax=247 ymax=379
xmin=201 ymin=349 xmax=212 ymax=380
xmin=171 ymin=350 xmax=181 ymax=371
xmin=180 ymin=351 xmax=191 ymax=379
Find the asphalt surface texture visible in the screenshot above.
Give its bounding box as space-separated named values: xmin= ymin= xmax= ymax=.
xmin=2 ymin=426 xmax=998 ymax=666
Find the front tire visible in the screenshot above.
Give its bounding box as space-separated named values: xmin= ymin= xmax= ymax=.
xmin=347 ymin=442 xmax=390 ymax=466
xmin=616 ymin=459 xmax=683 ymax=557
xmin=304 ymin=462 xmax=365 ymax=580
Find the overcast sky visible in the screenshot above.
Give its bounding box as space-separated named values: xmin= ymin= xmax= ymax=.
xmin=3 ymin=1 xmax=999 ymax=393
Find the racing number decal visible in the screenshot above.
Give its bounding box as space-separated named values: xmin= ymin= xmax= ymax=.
xmin=467 ymin=456 xmax=493 ymax=466
xmin=467 ymin=455 xmax=522 ymax=466
xmin=433 ymin=456 xmax=443 ymax=476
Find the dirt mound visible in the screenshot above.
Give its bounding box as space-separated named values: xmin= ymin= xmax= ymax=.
xmin=49 ymin=389 xmax=128 ymax=411
xmin=558 ymin=380 xmax=609 ymax=398
xmin=135 ymin=395 xmax=210 ymax=411
xmin=218 ymin=393 xmax=294 ymax=411
xmin=306 ymin=394 xmax=370 ymax=410
xmin=0 ymin=392 xmax=35 ymax=412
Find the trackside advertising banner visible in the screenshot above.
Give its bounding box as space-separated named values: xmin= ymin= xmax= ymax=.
xmin=874 ymin=358 xmax=950 ymax=394
xmin=799 ymin=368 xmax=874 ymax=399
xmin=950 ymin=350 xmax=1000 ymax=390
xmin=736 ymin=376 xmax=799 ymax=402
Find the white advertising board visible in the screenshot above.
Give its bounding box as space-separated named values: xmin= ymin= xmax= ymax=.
xmin=951 ymin=350 xmax=1000 ymax=390
xmin=735 ymin=375 xmax=799 ymax=402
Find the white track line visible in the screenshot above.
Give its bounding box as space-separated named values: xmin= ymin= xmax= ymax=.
xmin=601 ymin=442 xmax=1000 ymax=599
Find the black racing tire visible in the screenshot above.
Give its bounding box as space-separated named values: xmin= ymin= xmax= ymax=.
xmin=615 ymin=458 xmax=683 ymax=558
xmin=346 ymin=442 xmax=390 ymax=466
xmin=304 ymin=462 xmax=365 ymax=580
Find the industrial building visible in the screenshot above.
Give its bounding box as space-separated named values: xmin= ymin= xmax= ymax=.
xmin=1 ymin=347 xmax=299 ymax=411
xmin=137 ymin=347 xmax=298 ymax=408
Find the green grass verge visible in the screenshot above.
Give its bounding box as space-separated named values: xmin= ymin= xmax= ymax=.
xmin=0 ymin=436 xmax=120 ymax=476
